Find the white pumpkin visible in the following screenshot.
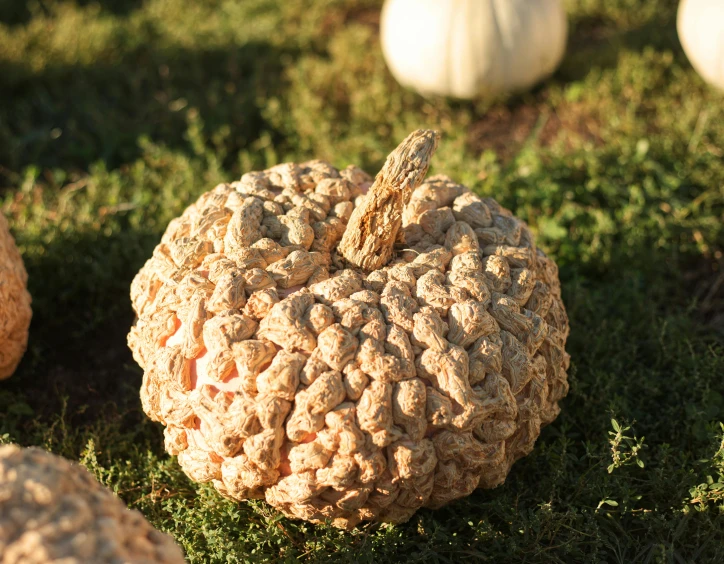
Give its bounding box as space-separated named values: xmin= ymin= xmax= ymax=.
xmin=380 ymin=0 xmax=568 ymax=99
xmin=677 ymin=0 xmax=724 ymax=91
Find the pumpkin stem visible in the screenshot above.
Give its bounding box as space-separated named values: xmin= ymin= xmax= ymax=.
xmin=338 ymin=129 xmax=440 ymax=271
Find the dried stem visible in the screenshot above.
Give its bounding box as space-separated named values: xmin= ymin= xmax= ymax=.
xmin=338 ymin=129 xmax=440 ymax=271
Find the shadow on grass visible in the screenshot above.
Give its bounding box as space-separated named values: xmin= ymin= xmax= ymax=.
xmin=0 ymin=0 xmax=143 ymax=27
xmin=1 ymin=222 xmax=160 ymax=443
xmin=0 ymin=39 xmax=293 ymax=181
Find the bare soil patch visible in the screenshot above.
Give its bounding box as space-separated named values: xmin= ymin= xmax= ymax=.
xmin=467 ymin=98 xmax=604 ymax=161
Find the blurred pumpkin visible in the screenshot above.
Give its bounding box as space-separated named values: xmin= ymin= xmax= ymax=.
xmin=0 ymin=445 xmax=185 ymax=563
xmin=0 ymin=214 xmax=31 ymax=380
xmin=380 ymin=0 xmax=568 ymax=99
xmin=678 ymin=0 xmax=724 ymax=91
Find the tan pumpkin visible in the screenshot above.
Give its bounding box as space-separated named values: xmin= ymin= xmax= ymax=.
xmin=128 ymin=130 xmax=570 ymax=529
xmin=0 ymin=214 xmax=31 ymax=380
xmin=0 ymin=445 xmax=185 ymax=563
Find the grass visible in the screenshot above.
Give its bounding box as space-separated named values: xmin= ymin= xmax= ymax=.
xmin=1 ymin=0 xmax=723 ymax=561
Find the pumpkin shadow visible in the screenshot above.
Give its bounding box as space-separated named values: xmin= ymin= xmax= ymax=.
xmin=557 ymin=12 xmax=682 ymax=83
xmin=1 ymin=223 xmax=161 ymax=437
xmin=0 ymin=39 xmax=294 ymax=183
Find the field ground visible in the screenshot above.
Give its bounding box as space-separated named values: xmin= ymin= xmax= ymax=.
xmin=1 ymin=0 xmax=723 ymax=562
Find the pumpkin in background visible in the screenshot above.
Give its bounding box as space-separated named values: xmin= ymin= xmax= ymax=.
xmin=380 ymin=0 xmax=568 ymax=99
xmin=0 ymin=214 xmax=31 ymax=381
xmin=678 ymin=0 xmax=724 ymax=91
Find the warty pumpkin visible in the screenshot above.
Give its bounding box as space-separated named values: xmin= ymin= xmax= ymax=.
xmin=128 ymin=130 xmax=570 ymax=529
xmin=0 ymin=445 xmax=185 ymax=563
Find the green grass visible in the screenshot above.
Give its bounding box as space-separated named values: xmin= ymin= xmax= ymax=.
xmin=1 ymin=0 xmax=723 ymax=561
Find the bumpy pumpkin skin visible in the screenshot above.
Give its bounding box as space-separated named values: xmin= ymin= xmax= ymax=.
xmin=0 ymin=214 xmax=32 ymax=380
xmin=0 ymin=445 xmax=185 ymax=563
xmin=128 ymin=131 xmax=570 ymax=529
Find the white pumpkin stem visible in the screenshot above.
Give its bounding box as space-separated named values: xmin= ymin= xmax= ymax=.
xmin=338 ymin=129 xmax=439 ymax=271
